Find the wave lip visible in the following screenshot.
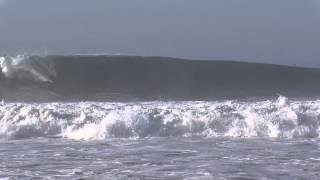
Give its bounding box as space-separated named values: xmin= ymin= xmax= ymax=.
xmin=0 ymin=55 xmax=56 ymax=82
xmin=1 ymin=96 xmax=320 ymax=140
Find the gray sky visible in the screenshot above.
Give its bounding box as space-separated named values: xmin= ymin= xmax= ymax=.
xmin=0 ymin=0 xmax=320 ymax=67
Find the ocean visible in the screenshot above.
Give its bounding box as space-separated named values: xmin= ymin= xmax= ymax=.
xmin=1 ymin=55 xmax=320 ymax=179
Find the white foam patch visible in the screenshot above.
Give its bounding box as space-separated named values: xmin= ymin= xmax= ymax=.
xmin=1 ymin=96 xmax=320 ymax=140
xmin=0 ymin=55 xmax=56 ymax=82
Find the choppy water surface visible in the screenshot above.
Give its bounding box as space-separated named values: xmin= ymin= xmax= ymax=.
xmin=1 ymin=97 xmax=320 ymax=179
xmin=1 ymin=138 xmax=320 ymax=179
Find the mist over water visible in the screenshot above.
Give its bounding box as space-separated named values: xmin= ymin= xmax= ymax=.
xmin=0 ymin=0 xmax=6 ymax=6
xmin=1 ymin=1 xmax=320 ymax=67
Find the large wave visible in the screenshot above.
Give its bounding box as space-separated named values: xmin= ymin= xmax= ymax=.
xmin=1 ymin=96 xmax=320 ymax=140
xmin=1 ymin=55 xmax=320 ymax=101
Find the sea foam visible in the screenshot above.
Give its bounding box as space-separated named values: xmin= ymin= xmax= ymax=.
xmin=0 ymin=96 xmax=320 ymax=140
xmin=0 ymin=55 xmax=56 ymax=82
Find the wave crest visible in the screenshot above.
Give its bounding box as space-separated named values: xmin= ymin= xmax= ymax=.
xmin=0 ymin=55 xmax=56 ymax=82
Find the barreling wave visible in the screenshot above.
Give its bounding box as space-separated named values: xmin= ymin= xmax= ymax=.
xmin=1 ymin=55 xmax=320 ymax=101
xmin=1 ymin=96 xmax=320 ymax=140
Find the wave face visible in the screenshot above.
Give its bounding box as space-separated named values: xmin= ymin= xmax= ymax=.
xmin=1 ymin=55 xmax=320 ymax=101
xmin=1 ymin=96 xmax=320 ymax=140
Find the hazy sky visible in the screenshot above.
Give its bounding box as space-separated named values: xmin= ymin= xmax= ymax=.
xmin=0 ymin=0 xmax=320 ymax=67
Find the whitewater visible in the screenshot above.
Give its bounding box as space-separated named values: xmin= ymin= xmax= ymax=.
xmin=1 ymin=96 xmax=320 ymax=140
xmin=1 ymin=97 xmax=320 ymax=179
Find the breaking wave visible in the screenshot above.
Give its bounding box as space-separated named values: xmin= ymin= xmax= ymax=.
xmin=1 ymin=96 xmax=320 ymax=140
xmin=0 ymin=55 xmax=56 ymax=82
xmin=1 ymin=55 xmax=320 ymax=101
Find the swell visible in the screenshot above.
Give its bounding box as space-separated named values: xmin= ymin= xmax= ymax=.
xmin=1 ymin=55 xmax=320 ymax=102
